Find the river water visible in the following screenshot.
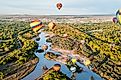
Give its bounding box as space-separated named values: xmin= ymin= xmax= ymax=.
xmin=22 ymin=32 xmax=103 ymax=80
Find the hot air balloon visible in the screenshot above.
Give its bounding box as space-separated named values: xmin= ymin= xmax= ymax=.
xmin=63 ymin=34 xmax=68 ymax=38
xmin=48 ymin=22 xmax=56 ymax=30
xmin=84 ymin=59 xmax=91 ymax=66
xmin=30 ymin=20 xmax=43 ymax=32
xmin=113 ymin=17 xmax=118 ymax=23
xmin=116 ymin=9 xmax=121 ymax=25
xmin=42 ymin=44 xmax=48 ymax=51
xmin=53 ymin=64 xmax=61 ymax=71
xmin=56 ymin=3 xmax=62 ymax=10
xmin=70 ymin=66 xmax=76 ymax=73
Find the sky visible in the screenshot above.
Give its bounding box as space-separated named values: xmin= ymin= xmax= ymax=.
xmin=0 ymin=0 xmax=121 ymax=15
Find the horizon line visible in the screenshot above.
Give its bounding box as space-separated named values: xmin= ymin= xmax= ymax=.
xmin=0 ymin=14 xmax=115 ymax=16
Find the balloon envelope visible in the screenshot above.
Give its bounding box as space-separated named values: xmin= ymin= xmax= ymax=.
xmin=30 ymin=20 xmax=43 ymax=32
xmin=116 ymin=9 xmax=121 ymax=24
xmin=70 ymin=66 xmax=76 ymax=72
xmin=84 ymin=59 xmax=91 ymax=66
xmin=53 ymin=64 xmax=61 ymax=71
xmin=56 ymin=3 xmax=62 ymax=10
xmin=113 ymin=17 xmax=118 ymax=23
xmin=42 ymin=44 xmax=48 ymax=51
xmin=48 ymin=22 xmax=56 ymax=30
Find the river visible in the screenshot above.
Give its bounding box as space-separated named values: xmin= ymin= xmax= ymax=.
xmin=22 ymin=32 xmax=103 ymax=80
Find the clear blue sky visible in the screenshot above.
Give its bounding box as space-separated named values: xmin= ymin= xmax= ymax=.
xmin=0 ymin=0 xmax=121 ymax=15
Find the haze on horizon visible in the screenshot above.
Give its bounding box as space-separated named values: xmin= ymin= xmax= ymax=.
xmin=0 ymin=0 xmax=121 ymax=15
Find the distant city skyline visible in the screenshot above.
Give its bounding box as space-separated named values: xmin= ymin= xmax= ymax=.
xmin=0 ymin=0 xmax=121 ymax=15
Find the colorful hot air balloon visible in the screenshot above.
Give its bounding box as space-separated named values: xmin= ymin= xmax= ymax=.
xmin=116 ymin=9 xmax=121 ymax=25
xmin=56 ymin=3 xmax=62 ymax=10
xmin=53 ymin=64 xmax=61 ymax=71
xmin=42 ymin=44 xmax=48 ymax=51
xmin=48 ymin=22 xmax=56 ymax=30
xmin=30 ymin=20 xmax=43 ymax=32
xmin=113 ymin=17 xmax=118 ymax=23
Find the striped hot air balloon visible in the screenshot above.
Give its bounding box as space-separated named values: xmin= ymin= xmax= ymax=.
xmin=116 ymin=9 xmax=121 ymax=25
xmin=30 ymin=20 xmax=43 ymax=32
